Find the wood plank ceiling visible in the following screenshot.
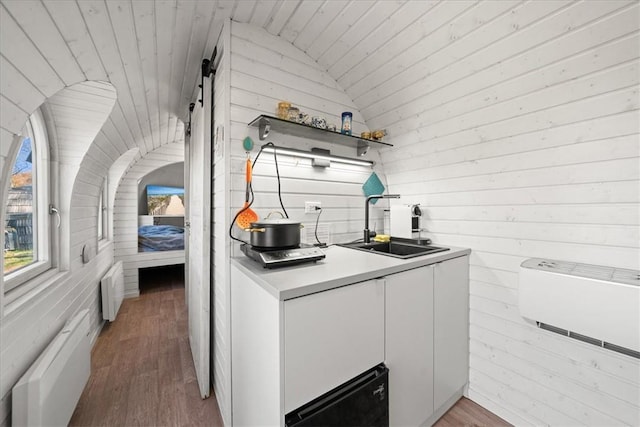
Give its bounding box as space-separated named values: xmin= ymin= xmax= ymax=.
xmin=1 ymin=0 xmax=436 ymax=159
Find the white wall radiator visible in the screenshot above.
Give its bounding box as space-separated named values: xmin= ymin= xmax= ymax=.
xmin=101 ymin=261 xmax=124 ymax=322
xmin=12 ymin=309 xmax=91 ymax=426
xmin=519 ymin=258 xmax=640 ymax=358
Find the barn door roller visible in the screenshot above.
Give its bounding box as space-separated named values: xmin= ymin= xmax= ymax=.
xmin=199 ymin=47 xmax=217 ymax=105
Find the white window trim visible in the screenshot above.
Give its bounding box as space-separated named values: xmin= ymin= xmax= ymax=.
xmin=4 ymin=259 xmax=50 ymax=292
xmin=97 ymin=198 xmax=102 ymax=241
xmin=3 ymin=268 xmax=61 ymax=309
xmin=4 ymin=109 xmax=54 ymax=293
xmin=98 ymin=177 xmax=107 ymax=242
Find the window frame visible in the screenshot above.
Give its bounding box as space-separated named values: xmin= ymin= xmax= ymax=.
xmin=4 ymin=110 xmax=52 ymax=292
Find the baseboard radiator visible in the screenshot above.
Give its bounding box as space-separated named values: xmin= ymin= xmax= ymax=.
xmin=101 ymin=261 xmax=124 ymax=322
xmin=519 ymin=258 xmax=640 ymax=358
xmin=12 ymin=309 xmax=91 ymax=426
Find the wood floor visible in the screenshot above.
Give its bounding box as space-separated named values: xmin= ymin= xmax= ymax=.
xmin=70 ymin=265 xmax=223 ymax=427
xmin=70 ymin=265 xmax=509 ymax=427
xmin=434 ymin=397 xmax=512 ymax=427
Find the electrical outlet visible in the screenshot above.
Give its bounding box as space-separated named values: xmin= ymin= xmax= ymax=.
xmin=305 ymin=201 xmax=322 ymax=213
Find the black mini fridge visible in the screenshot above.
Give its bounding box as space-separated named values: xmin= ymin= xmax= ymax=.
xmin=284 ymin=364 xmax=389 ymax=427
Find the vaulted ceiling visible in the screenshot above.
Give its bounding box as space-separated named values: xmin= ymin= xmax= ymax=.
xmin=1 ymin=0 xmax=437 ymax=160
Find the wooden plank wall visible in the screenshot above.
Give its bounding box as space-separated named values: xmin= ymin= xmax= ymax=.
xmin=0 ymin=2 xmax=207 ymax=424
xmin=45 ymin=82 xmax=118 ymax=271
xmin=359 ymin=2 xmax=640 ymax=425
xmin=0 ymin=243 xmax=113 ymax=425
xmin=112 ymin=142 xmax=185 ymax=297
xmin=0 ymin=82 xmax=117 ymax=425
xmin=212 ymin=22 xmax=232 ymax=426
xmin=0 ymin=5 xmax=187 ymax=404
xmin=108 ymin=148 xmax=141 ymax=241
xmin=50 ymin=82 xmax=117 ymax=339
xmin=228 ymin=22 xmax=389 ymax=247
xmin=210 ymin=21 xmax=392 ymax=424
xmin=0 ymin=244 xmax=113 ymax=426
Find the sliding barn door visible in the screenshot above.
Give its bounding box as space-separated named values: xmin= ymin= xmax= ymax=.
xmin=186 ymin=85 xmax=211 ymax=398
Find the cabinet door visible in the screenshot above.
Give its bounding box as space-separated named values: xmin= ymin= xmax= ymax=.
xmin=434 ymin=256 xmax=469 ymax=410
xmin=284 ymin=280 xmax=385 ymax=413
xmin=385 ymin=266 xmax=434 ymax=426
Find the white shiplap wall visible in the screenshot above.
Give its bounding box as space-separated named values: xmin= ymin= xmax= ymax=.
xmin=0 ymin=81 xmax=117 ymax=426
xmin=108 ymin=148 xmax=140 ymax=241
xmin=229 ymin=22 xmax=388 ymax=245
xmin=1 ymin=1 xmax=636 ymax=425
xmin=210 ymin=21 xmax=393 ymax=424
xmin=0 ymin=0 xmax=204 ymax=161
xmin=0 ymin=244 xmax=113 ymax=426
xmin=44 ymin=82 xmax=118 ymax=271
xmin=360 ymin=2 xmax=640 ymax=425
xmin=112 ymin=141 xmax=185 ymax=297
xmin=212 ymin=21 xmax=232 ymax=426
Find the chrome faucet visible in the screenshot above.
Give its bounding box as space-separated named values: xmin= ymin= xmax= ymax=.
xmin=364 ymin=194 xmax=401 ymax=243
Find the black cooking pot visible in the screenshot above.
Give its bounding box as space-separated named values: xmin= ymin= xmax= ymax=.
xmin=246 ymin=212 xmax=303 ymax=249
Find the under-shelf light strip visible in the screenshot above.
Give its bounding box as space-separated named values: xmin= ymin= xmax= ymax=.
xmin=261 ymin=146 xmax=374 ymax=167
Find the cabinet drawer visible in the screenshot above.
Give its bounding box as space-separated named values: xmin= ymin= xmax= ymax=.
xmin=284 ymin=280 xmax=385 ymax=413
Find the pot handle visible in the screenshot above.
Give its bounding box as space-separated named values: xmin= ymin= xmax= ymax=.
xmin=244 ymin=228 xmax=266 ymax=233
xmin=265 ymin=211 xmax=285 ymax=219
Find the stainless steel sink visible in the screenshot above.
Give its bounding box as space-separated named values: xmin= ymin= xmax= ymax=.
xmin=339 ymin=239 xmax=449 ymax=259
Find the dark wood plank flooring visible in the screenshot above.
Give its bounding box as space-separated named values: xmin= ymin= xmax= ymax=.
xmin=70 ymin=265 xmax=223 ymax=427
xmin=71 ymin=265 xmax=509 ymax=427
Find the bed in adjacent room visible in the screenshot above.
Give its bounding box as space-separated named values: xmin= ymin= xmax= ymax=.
xmin=138 ymin=224 xmax=185 ymax=252
xmin=137 ymin=184 xmax=186 ymax=253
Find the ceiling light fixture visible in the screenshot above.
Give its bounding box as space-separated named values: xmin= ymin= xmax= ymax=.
xmin=261 ymin=145 xmax=374 ymax=167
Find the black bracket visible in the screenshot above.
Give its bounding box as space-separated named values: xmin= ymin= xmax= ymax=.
xmin=257 ymin=117 xmax=271 ymax=140
xmin=187 ymin=102 xmax=195 ymax=136
xmin=199 ymin=46 xmax=217 ymax=105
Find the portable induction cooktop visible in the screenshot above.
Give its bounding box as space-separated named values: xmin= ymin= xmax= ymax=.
xmin=241 ymin=243 xmax=326 ymax=268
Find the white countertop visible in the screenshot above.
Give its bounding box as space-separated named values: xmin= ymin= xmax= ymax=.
xmin=231 ymin=244 xmax=471 ymax=300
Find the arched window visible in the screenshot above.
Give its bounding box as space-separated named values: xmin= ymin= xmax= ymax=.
xmin=3 ymin=109 xmax=51 ymax=291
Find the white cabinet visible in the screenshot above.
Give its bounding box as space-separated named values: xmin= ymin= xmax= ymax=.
xmin=385 ymin=266 xmax=435 ymax=426
xmin=385 ymin=256 xmax=469 ymax=426
xmin=231 ymin=266 xmax=282 ymax=427
xmin=434 ymin=256 xmax=469 ymax=411
xmin=284 ymin=279 xmax=385 ymax=413
xmin=231 ymin=252 xmax=469 ymax=426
